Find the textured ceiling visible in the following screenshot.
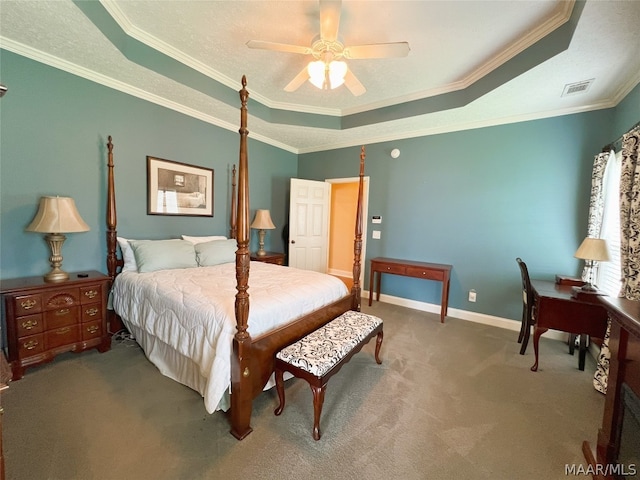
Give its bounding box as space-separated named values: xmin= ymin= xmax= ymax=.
xmin=1 ymin=0 xmax=639 ymax=153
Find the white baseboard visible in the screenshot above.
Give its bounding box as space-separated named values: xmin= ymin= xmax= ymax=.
xmin=362 ymin=290 xmax=603 ymax=362
xmin=363 ymin=290 xmax=569 ymax=342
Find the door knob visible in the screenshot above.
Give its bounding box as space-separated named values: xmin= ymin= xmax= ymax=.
xmin=291 ymin=240 xmax=296 ymax=244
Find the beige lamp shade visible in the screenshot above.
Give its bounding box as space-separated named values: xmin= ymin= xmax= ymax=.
xmin=26 ymin=196 xmax=90 ymax=233
xmin=574 ymin=237 xmax=610 ymax=262
xmin=251 ymin=210 xmax=275 ymax=257
xmin=250 ymin=209 xmax=276 ymax=230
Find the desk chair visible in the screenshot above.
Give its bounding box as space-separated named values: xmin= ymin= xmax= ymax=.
xmin=516 ymin=258 xmax=535 ymax=354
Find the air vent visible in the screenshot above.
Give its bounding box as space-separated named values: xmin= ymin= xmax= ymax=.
xmin=562 ymin=79 xmax=594 ymax=97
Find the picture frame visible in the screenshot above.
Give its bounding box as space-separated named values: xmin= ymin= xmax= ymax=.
xmin=147 ymin=156 xmax=214 ymax=216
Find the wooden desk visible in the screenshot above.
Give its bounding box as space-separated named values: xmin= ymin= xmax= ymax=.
xmin=368 ymin=257 xmax=452 ymax=323
xmin=530 ymin=279 xmax=608 ymax=372
xmin=583 ymin=296 xmax=640 ymax=479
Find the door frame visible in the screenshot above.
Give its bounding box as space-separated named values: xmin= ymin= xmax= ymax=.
xmin=326 ymin=176 xmax=370 ymax=288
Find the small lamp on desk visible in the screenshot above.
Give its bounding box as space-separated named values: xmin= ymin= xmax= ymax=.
xmin=250 ymin=209 xmax=276 ymax=257
xmin=574 ymin=237 xmax=610 ymax=292
xmin=26 ymin=196 xmax=90 ymax=282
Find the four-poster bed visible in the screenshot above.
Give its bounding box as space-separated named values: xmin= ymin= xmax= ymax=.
xmin=105 ymin=76 xmax=366 ymax=439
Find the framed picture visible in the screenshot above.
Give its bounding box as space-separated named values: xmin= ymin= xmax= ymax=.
xmin=147 ymin=156 xmax=214 ymax=216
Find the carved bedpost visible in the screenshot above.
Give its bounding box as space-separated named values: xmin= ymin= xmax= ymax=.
xmin=230 ymin=164 xmax=237 ymax=239
xmin=106 ymin=136 xmax=117 ymax=282
xmin=351 ymin=146 xmax=365 ymax=311
xmin=230 ymin=75 xmax=254 ymax=440
xmin=105 ymin=135 xmax=125 ymax=334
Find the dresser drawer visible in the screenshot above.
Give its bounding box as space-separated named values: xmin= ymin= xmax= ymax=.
xmin=406 ymin=266 xmax=445 ymax=281
xmin=16 ymin=314 xmax=44 ymax=337
xmin=18 ymin=333 xmax=44 ymax=358
xmin=12 ymin=294 xmax=42 ymax=316
xmin=42 ymin=288 xmax=80 ymax=310
xmin=45 ymin=325 xmax=80 ymax=350
xmin=82 ymin=320 xmax=103 ymax=340
xmin=81 ymin=304 xmax=102 ymax=322
xmin=80 ymin=285 xmax=102 ymax=304
xmin=44 ymin=306 xmax=80 ymax=330
xmin=377 ymin=263 xmax=406 ymax=275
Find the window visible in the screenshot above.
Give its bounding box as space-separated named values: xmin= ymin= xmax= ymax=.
xmin=596 ymin=150 xmax=622 ymax=296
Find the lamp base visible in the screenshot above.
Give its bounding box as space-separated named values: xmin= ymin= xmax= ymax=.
xmin=580 ymin=283 xmax=599 ymax=292
xmin=257 ymin=229 xmax=266 ymax=256
xmin=571 ymin=285 xmax=603 ymax=300
xmin=44 ymin=268 xmax=70 ymax=283
xmin=43 ymin=233 xmax=69 ymax=282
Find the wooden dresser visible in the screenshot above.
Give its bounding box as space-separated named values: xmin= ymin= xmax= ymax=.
xmin=250 ymin=251 xmax=286 ymax=265
xmin=0 ymin=271 xmax=111 ymax=380
xmin=583 ymin=296 xmax=640 ymax=479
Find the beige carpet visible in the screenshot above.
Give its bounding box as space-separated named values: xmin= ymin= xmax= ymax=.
xmin=3 ymin=302 xmax=604 ymax=480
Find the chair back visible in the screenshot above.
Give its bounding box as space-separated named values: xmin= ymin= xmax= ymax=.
xmin=516 ymin=257 xmax=533 ymax=306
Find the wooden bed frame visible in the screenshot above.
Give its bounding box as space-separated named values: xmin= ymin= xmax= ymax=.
xmin=105 ymin=75 xmax=366 ymax=440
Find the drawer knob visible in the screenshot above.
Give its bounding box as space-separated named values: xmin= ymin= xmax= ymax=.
xmin=23 ymin=339 xmax=39 ymax=350
xmin=84 ymin=290 xmax=98 ymax=299
xmin=85 ymin=308 xmax=99 ymax=317
xmin=86 ymin=325 xmax=99 ymax=334
xmin=20 ymin=299 xmax=37 ymax=310
xmin=21 ymin=319 xmax=39 ymax=330
xmin=55 ymin=308 xmax=70 ymax=316
xmin=56 ymin=327 xmax=71 ymax=335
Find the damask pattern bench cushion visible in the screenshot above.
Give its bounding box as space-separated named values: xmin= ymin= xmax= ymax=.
xmin=274 ymin=310 xmax=383 ymax=440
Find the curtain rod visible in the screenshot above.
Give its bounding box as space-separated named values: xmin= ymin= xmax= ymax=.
xmin=602 ymin=120 xmax=640 ymax=152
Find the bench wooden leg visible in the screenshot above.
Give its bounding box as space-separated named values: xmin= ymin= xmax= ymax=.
xmin=374 ymin=330 xmax=383 ymax=364
xmin=274 ymin=367 xmax=286 ymax=416
xmin=310 ymin=384 xmax=326 ymax=441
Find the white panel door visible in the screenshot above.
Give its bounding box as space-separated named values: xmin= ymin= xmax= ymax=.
xmin=288 ymin=178 xmax=330 ymax=272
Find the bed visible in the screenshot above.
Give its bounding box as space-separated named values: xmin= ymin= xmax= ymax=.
xmin=105 ymin=75 xmax=366 ymax=439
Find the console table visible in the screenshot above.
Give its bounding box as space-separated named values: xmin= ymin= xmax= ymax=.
xmin=368 ymin=257 xmax=452 ymax=323
xmin=583 ymin=296 xmax=640 ymax=479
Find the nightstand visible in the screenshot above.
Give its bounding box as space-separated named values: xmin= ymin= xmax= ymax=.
xmin=0 ymin=270 xmax=111 ymax=380
xmin=250 ymin=252 xmax=286 ymax=265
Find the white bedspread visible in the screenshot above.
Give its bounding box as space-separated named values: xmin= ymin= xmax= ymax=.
xmin=111 ymin=261 xmax=348 ymax=413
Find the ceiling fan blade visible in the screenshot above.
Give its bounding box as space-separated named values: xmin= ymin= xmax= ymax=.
xmin=344 ymin=42 xmax=411 ymax=59
xmin=246 ymin=40 xmax=311 ymax=55
xmin=319 ymin=0 xmax=341 ymax=42
xmin=284 ymin=66 xmax=310 ymax=92
xmin=344 ymin=69 xmax=366 ymax=96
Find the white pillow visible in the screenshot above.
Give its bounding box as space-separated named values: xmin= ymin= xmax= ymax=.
xmin=117 ymin=237 xmax=139 ymax=272
xmin=195 ymin=239 xmax=237 ymax=267
xmin=182 ymin=235 xmax=227 ymax=244
xmin=129 ymin=239 xmax=198 ymax=273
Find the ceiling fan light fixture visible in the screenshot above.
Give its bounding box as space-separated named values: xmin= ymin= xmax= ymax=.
xmin=307 ymin=59 xmax=347 ymax=90
xmin=308 ymin=60 xmax=326 ymax=89
xmin=328 ymin=60 xmax=347 ymax=89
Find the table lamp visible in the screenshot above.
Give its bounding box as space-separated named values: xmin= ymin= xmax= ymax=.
xmin=26 ymin=196 xmax=90 ymax=282
xmin=574 ymin=237 xmax=610 ymax=292
xmin=250 ymin=209 xmax=275 ymax=256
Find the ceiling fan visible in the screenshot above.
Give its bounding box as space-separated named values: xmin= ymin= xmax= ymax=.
xmin=246 ymin=0 xmax=410 ymax=96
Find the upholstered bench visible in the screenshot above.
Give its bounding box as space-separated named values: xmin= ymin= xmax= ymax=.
xmin=274 ymin=310 xmax=383 ymax=440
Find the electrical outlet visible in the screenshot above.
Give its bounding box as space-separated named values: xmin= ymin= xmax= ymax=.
xmin=468 ymin=290 xmax=477 ymax=302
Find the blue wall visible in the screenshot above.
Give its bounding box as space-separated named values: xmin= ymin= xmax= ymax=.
xmin=1 ymin=49 xmax=637 ymax=324
xmin=0 ymin=51 xmax=297 ymax=280
xmin=299 ymin=84 xmax=639 ymax=321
